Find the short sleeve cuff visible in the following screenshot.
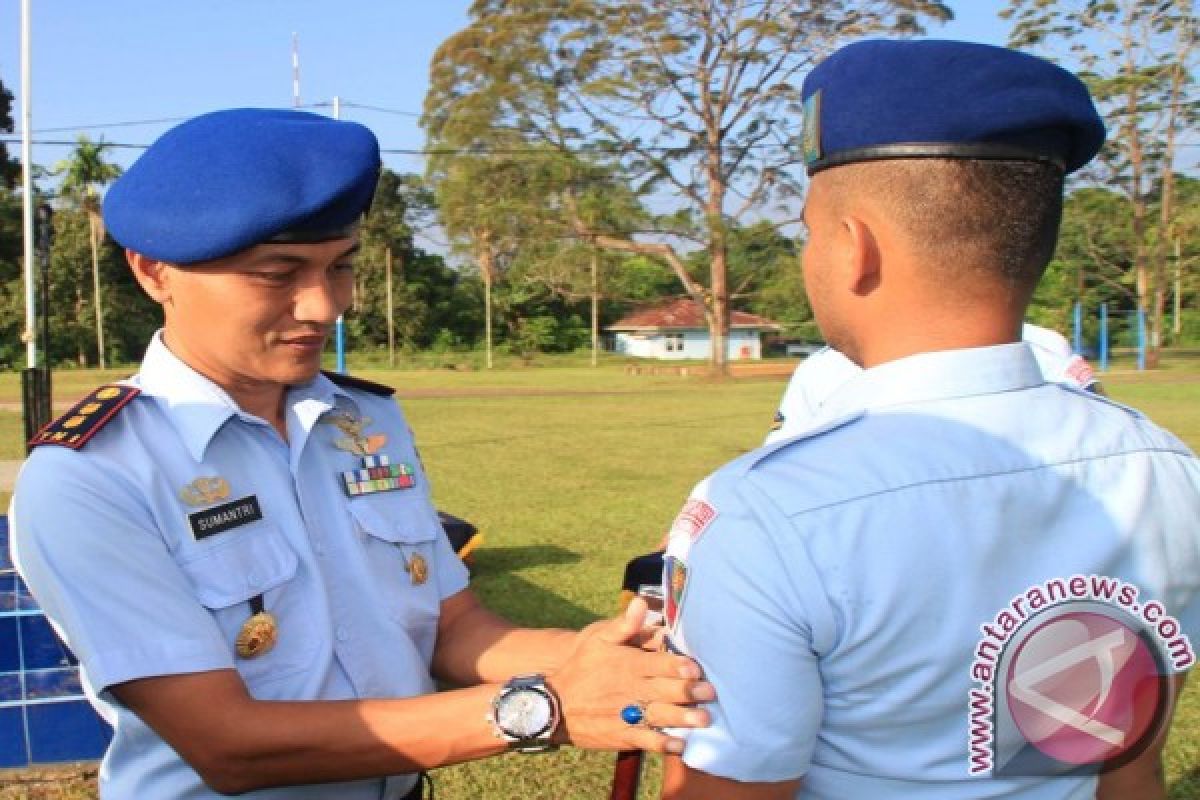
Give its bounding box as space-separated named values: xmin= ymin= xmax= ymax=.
xmin=85 ymin=640 xmax=235 ymax=695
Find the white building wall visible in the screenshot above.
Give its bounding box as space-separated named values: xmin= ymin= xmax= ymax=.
xmin=729 ymin=330 xmax=762 ymax=360
xmin=612 ymin=329 xmax=765 ymax=360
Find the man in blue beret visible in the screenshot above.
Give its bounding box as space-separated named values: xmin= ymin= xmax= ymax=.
xmin=658 ymin=40 xmax=1199 ymax=799
xmin=9 ymin=108 xmax=715 ymax=799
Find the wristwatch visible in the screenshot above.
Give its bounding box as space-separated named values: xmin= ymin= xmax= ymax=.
xmin=489 ymin=673 xmax=561 ymax=753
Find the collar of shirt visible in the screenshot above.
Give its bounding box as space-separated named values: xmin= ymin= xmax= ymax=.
xmin=133 ymin=330 xmax=356 ymax=462
xmin=817 ymin=343 xmax=1044 ymax=421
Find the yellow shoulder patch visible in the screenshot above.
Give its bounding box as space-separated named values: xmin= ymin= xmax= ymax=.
xmin=29 ymin=384 xmax=140 ymax=450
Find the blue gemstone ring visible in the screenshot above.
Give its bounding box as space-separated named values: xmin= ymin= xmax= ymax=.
xmin=620 ymin=702 xmax=647 ymax=726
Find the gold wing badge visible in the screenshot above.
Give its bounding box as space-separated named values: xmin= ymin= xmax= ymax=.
xmin=323 ymin=411 xmax=416 ymax=497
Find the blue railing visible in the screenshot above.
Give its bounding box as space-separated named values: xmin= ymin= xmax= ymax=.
xmin=0 ymin=516 xmax=112 ymax=767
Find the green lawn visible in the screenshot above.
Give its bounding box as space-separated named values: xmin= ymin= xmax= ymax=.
xmin=0 ymin=358 xmax=1197 ymax=798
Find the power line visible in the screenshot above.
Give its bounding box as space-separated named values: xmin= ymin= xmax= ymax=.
xmin=16 ymin=116 xmax=192 ymax=135
xmin=10 ymin=103 xmax=333 ymax=137
xmin=340 ymin=102 xmax=423 ymax=118
xmin=0 ymin=135 xmax=808 ymax=155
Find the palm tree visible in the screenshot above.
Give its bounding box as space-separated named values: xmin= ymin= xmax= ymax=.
xmin=54 ymin=136 xmax=122 ymax=368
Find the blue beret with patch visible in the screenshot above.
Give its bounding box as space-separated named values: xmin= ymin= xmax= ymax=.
xmin=103 ymin=108 xmax=380 ymax=264
xmin=801 ymin=39 xmax=1104 ymax=176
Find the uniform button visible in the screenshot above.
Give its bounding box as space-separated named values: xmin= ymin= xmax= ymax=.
xmin=246 ymin=571 xmax=260 ymax=588
xmin=336 ymin=626 xmax=349 ymax=642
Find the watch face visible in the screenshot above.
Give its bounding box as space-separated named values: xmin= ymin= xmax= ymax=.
xmin=497 ymin=688 xmax=552 ymax=737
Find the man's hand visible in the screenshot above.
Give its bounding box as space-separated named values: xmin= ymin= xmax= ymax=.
xmin=547 ymin=597 xmax=714 ymax=754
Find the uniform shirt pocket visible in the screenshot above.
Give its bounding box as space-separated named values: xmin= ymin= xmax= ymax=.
xmin=175 ymin=525 xmax=317 ymax=691
xmin=348 ymin=500 xmax=442 ymax=653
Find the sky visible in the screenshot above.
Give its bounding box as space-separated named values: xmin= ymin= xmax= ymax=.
xmin=0 ymin=1 xmax=1010 ymax=249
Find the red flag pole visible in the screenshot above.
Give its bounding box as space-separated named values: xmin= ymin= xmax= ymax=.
xmin=609 ymin=750 xmax=644 ymax=800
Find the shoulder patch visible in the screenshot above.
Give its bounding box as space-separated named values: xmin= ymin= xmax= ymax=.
xmin=29 ymin=384 xmax=140 ymax=450
xmin=321 ymin=370 xmax=395 ymax=397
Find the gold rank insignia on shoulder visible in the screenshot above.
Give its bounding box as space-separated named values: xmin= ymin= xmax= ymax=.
xmin=29 ymin=384 xmax=141 ymax=450
xmin=236 ymin=610 xmax=278 ymax=658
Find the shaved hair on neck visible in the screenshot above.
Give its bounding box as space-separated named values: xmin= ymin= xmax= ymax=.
xmin=820 ymin=159 xmax=1065 ymax=297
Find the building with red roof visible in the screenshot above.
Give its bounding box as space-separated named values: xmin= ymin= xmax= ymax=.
xmin=606 ymin=297 xmax=781 ymax=360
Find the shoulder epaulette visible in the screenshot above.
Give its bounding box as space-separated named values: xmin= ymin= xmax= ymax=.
xmin=740 ymin=410 xmax=865 ymax=475
xmin=29 ymin=384 xmax=141 ymax=450
xmin=321 ymin=370 xmax=395 ymax=397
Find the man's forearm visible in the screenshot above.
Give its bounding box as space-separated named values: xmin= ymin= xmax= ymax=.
xmin=114 ymin=670 xmax=509 ymax=795
xmin=431 ymin=598 xmax=577 ymax=685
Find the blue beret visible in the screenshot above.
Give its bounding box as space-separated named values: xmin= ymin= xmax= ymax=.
xmin=104 ymin=108 xmax=381 ymax=264
xmin=801 ymin=39 xmax=1105 ymax=175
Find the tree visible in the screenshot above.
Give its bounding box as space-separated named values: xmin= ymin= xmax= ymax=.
xmin=1003 ymin=0 xmax=1197 ymax=365
xmin=1034 ymin=186 xmax=1136 ymax=344
xmin=53 ymin=136 xmax=122 ymax=368
xmin=355 ymin=169 xmax=442 ymax=363
xmin=0 ymin=76 xmax=19 ymax=188
xmin=723 ymin=220 xmax=813 ymax=338
xmin=425 ymin=0 xmax=952 ymax=372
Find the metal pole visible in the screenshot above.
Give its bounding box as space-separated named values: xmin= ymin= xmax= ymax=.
xmin=291 ymin=33 xmax=301 ymax=108
xmin=23 ymin=205 xmax=54 ymax=451
xmin=385 ymin=246 xmax=395 ymax=368
xmin=332 ymin=96 xmax=346 ymax=373
xmin=1137 ymin=308 xmax=1146 ymax=371
xmin=1080 ymin=299 xmax=1089 ymax=352
xmin=20 ymin=0 xmax=35 ymax=368
xmin=1099 ymin=303 xmax=1108 ymax=372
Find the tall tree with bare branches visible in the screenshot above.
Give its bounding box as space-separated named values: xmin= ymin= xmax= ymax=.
xmin=54 ymin=136 xmax=122 ymax=368
xmin=1003 ymin=0 xmax=1197 ymax=365
xmin=425 ymin=0 xmax=952 ymax=371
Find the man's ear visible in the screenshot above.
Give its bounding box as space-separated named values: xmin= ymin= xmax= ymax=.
xmin=842 ymin=215 xmax=881 ymax=296
xmin=126 ymin=250 xmax=172 ymax=304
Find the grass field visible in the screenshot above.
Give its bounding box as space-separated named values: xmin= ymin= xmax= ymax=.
xmin=0 ymin=355 xmax=1197 ymax=798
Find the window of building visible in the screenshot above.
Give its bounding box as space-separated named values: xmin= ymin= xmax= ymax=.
xmin=665 ymin=333 xmax=684 ymax=352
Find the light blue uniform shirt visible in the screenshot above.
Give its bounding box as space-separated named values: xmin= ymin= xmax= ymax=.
xmin=767 ymin=325 xmax=1097 ymax=444
xmin=10 ymin=333 xmax=469 ymax=799
xmin=665 ymin=344 xmax=1199 ymax=798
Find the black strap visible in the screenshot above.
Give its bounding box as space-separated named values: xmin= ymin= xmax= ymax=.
xmin=806 ymin=141 xmax=1067 ymax=175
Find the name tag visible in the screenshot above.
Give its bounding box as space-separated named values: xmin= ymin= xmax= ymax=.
xmin=188 ymin=495 xmax=263 ymax=539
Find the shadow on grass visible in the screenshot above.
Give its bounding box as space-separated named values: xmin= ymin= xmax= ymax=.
xmin=467 ymin=545 xmax=602 ymax=630
xmin=1170 ymin=766 xmax=1200 ymax=800
xmin=469 ymin=544 xmax=582 ymax=577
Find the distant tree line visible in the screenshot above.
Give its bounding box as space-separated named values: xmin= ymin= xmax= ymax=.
xmin=0 ymin=0 xmax=1195 ymax=369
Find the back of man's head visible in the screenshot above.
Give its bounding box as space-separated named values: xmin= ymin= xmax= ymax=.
xmin=801 ymin=38 xmax=1103 ymax=312
xmin=821 ymin=158 xmax=1065 ymax=297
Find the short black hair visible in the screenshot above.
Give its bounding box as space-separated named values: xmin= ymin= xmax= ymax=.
xmin=829 ymin=159 xmax=1065 ymax=293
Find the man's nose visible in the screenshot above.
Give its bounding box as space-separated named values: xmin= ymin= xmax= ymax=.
xmin=293 ymin=275 xmax=347 ymax=325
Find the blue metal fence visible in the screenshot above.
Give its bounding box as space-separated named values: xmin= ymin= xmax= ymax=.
xmin=0 ymin=515 xmax=111 ymax=767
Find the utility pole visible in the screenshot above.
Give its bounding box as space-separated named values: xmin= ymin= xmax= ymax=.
xmin=291 ymin=33 xmax=301 ymax=108
xmin=591 ymin=249 xmax=599 ymax=367
xmin=386 ymin=246 xmax=395 ymax=367
xmin=20 ymin=0 xmax=53 ymax=450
